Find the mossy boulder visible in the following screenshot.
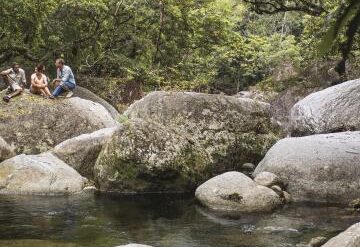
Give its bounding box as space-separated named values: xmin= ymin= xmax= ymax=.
xmin=125 ymin=91 xmax=280 ymax=171
xmin=0 ymin=92 xmax=118 ymax=154
xmin=94 ymin=118 xmax=212 ymax=193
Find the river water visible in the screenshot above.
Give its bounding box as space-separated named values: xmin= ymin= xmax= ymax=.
xmin=0 ymin=194 xmax=358 ymax=247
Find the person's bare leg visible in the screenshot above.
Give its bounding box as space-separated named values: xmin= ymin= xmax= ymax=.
xmin=44 ymin=87 xmax=52 ymax=97
xmin=8 ymin=89 xmax=22 ymax=98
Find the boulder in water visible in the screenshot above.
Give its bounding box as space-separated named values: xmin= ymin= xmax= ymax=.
xmin=254 ymin=131 xmax=360 ymax=203
xmin=94 ymin=118 xmax=211 ymax=193
xmin=322 ymin=222 xmax=360 ymax=247
xmin=195 ymin=171 xmax=282 ymax=213
xmin=0 ymin=152 xmax=87 ymax=195
xmin=125 ymin=91 xmax=280 ymax=172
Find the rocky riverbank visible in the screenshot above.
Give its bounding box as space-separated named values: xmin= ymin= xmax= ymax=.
xmin=0 ymin=78 xmax=359 ymax=245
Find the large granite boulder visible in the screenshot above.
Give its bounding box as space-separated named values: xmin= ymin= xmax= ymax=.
xmin=290 ymin=79 xmax=360 ymax=136
xmin=125 ymin=91 xmax=280 ymax=171
xmin=0 ymin=152 xmax=87 ymax=195
xmin=0 ymin=92 xmax=118 ymax=154
xmin=94 ymin=118 xmax=211 ymax=193
xmin=73 ymin=86 xmax=120 ymax=120
xmin=0 ymin=136 xmax=15 ymax=162
xmin=254 ymin=131 xmax=360 ymax=203
xmin=322 ymin=222 xmax=360 ymax=247
xmin=52 ymin=127 xmax=118 ymax=179
xmin=195 ymin=171 xmax=282 ymax=213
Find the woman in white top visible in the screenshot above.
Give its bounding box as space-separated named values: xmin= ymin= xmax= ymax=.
xmin=30 ymin=64 xmax=53 ymax=99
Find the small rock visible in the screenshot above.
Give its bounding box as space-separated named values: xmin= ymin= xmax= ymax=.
xmin=308 ymin=236 xmax=327 ymax=247
xmin=349 ymin=198 xmax=360 ymax=211
xmin=254 ymin=171 xmax=282 ymax=187
xmin=116 ymin=245 xmax=153 ymax=247
xmin=283 ymin=191 xmax=293 ymax=204
xmin=242 ymin=163 xmax=256 ymax=172
xmin=270 ymin=185 xmax=283 ymax=196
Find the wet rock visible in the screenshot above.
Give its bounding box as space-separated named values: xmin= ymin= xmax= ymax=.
xmin=0 ymin=152 xmax=87 ymax=195
xmin=195 ymin=171 xmax=282 ymax=213
xmin=116 ymin=245 xmax=153 ymax=247
xmin=52 ymin=127 xmax=118 ymax=179
xmin=0 ymin=92 xmax=118 ymax=154
xmin=0 ymin=136 xmax=15 ymax=162
xmin=308 ymin=236 xmax=327 ymax=247
xmin=290 ymin=78 xmax=360 ymax=136
xmin=254 ymin=131 xmax=360 ymax=203
xmin=322 ymin=222 xmax=360 ymax=247
xmin=94 ymin=118 xmax=211 ymax=193
xmin=254 ymin=171 xmax=282 ymax=187
xmin=125 ymin=91 xmax=280 ymax=173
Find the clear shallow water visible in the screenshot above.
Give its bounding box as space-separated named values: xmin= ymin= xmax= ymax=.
xmin=0 ymin=194 xmax=359 ymax=247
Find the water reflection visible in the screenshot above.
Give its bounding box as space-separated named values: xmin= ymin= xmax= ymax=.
xmin=0 ymin=194 xmax=359 ymax=247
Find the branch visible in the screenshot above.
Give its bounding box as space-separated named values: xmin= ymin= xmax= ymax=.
xmin=243 ymin=0 xmax=327 ymax=16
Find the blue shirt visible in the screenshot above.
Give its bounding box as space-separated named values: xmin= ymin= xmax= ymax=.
xmin=57 ymin=65 xmax=76 ymax=85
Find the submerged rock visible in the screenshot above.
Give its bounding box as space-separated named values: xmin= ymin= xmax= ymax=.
xmin=94 ymin=118 xmax=211 ymax=193
xmin=0 ymin=136 xmax=15 ymax=162
xmin=254 ymin=131 xmax=360 ymax=203
xmin=116 ymin=244 xmax=153 ymax=247
xmin=290 ymin=79 xmax=360 ymax=136
xmin=322 ymin=222 xmax=360 ymax=247
xmin=0 ymin=92 xmax=118 ymax=154
xmin=0 ymin=152 xmax=87 ymax=195
xmin=125 ymin=91 xmax=280 ymax=172
xmin=52 ymin=127 xmax=118 ymax=179
xmin=195 ymin=171 xmax=282 ymax=213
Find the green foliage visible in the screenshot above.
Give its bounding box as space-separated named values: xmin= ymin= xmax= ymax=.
xmin=0 ymin=0 xmax=357 ymax=94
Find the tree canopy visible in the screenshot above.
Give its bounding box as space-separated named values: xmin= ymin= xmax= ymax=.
xmin=0 ymin=0 xmax=359 ymax=93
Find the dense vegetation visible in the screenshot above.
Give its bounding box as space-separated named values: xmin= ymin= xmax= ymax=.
xmin=0 ymin=0 xmax=359 ymax=95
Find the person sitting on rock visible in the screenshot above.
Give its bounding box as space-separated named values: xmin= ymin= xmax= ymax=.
xmin=30 ymin=64 xmax=54 ymax=99
xmin=0 ymin=62 xmax=25 ymax=102
xmin=52 ymin=58 xmax=76 ymax=98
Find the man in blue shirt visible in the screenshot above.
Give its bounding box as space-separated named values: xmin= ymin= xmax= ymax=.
xmin=52 ymin=58 xmax=76 ymax=98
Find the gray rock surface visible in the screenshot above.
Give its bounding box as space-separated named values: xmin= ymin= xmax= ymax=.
xmin=0 ymin=92 xmax=118 ymax=154
xmin=125 ymin=91 xmax=280 ymax=172
xmin=322 ymin=222 xmax=360 ymax=247
xmin=0 ymin=136 xmax=15 ymax=162
xmin=116 ymin=245 xmax=153 ymax=247
xmin=73 ymin=86 xmax=120 ymax=120
xmin=290 ymin=79 xmax=360 ymax=136
xmin=52 ymin=127 xmax=118 ymax=179
xmin=94 ymin=118 xmax=211 ymax=193
xmin=308 ymin=236 xmax=327 ymax=247
xmin=254 ymin=171 xmax=281 ymax=187
xmin=195 ymin=171 xmax=282 ymax=213
xmin=254 ymin=131 xmax=360 ymax=203
xmin=0 ymin=152 xmax=87 ymax=195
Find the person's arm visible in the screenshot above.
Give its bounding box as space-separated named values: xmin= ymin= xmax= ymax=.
xmin=0 ymin=69 xmax=12 ymax=76
xmin=21 ymin=70 xmax=26 ymax=86
xmin=61 ymin=67 xmax=70 ymax=83
xmin=31 ymin=74 xmax=38 ymax=88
